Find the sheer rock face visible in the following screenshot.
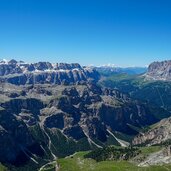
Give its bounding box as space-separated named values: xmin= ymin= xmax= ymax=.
xmin=0 ymin=60 xmax=99 ymax=85
xmin=145 ymin=60 xmax=171 ymax=81
xmin=0 ymin=82 xmax=159 ymax=165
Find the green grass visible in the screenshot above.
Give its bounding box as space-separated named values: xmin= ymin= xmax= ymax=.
xmin=0 ymin=163 xmax=8 ymax=171
xmin=57 ymin=151 xmax=171 ymax=171
xmin=140 ymin=146 xmax=162 ymax=155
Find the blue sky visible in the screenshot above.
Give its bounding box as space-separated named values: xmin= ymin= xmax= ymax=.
xmin=0 ymin=0 xmax=171 ymax=66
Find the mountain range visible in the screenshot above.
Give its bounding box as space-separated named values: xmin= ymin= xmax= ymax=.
xmin=0 ymin=59 xmax=99 ymax=85
xmin=1 ymin=59 xmax=171 ymax=171
xmin=94 ymin=65 xmax=147 ymax=75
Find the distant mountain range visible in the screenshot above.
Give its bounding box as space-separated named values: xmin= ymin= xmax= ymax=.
xmin=96 ymin=60 xmax=171 ymax=81
xmin=1 ymin=59 xmax=171 ymax=83
xmin=94 ymin=66 xmax=147 ymax=75
xmin=0 ymin=59 xmax=99 ymax=85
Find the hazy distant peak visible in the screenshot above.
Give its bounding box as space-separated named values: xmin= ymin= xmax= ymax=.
xmin=0 ymin=59 xmax=9 ymax=64
xmin=94 ymin=65 xmax=147 ymax=75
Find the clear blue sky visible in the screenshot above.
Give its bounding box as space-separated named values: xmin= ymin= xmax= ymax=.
xmin=0 ymin=0 xmax=171 ymax=66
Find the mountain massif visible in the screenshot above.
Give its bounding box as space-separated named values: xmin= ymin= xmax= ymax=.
xmin=145 ymin=60 xmax=171 ymax=81
xmin=0 ymin=59 xmax=99 ymax=85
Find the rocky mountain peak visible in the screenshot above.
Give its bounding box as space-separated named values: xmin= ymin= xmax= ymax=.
xmin=8 ymin=59 xmax=18 ymax=65
xmin=145 ymin=60 xmax=171 ymax=81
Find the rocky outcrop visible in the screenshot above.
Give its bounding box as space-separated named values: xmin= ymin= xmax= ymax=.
xmin=145 ymin=60 xmax=171 ymax=81
xmin=0 ymin=60 xmax=99 ymax=85
xmin=132 ymin=117 xmax=171 ymax=146
xmin=138 ymin=146 xmax=171 ymax=167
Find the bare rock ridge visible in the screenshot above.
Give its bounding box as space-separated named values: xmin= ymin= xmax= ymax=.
xmin=0 ymin=59 xmax=99 ymax=85
xmin=146 ymin=60 xmax=171 ymax=81
xmin=133 ymin=117 xmax=171 ymax=146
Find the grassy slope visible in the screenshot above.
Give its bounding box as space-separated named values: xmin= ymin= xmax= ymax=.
xmin=57 ymin=151 xmax=171 ymax=171
xmin=0 ymin=164 xmax=7 ymax=171
xmin=140 ymin=146 xmax=162 ymax=155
